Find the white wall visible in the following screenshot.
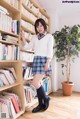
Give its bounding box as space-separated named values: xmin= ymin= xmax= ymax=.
xmin=48 ymin=11 xmax=59 ymax=92
xmin=59 ymin=13 xmax=80 ymax=30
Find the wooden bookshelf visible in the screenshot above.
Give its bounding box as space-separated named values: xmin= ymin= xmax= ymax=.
xmin=0 ymin=0 xmax=25 ymax=118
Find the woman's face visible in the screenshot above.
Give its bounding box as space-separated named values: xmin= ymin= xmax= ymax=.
xmin=36 ymin=22 xmax=45 ymax=34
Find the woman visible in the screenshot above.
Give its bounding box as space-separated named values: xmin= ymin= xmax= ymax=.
xmin=21 ymin=18 xmax=53 ymax=113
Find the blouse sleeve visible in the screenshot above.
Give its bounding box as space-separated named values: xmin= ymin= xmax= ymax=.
xmin=47 ymin=35 xmax=54 ymax=59
xmin=24 ymin=35 xmax=35 ymax=50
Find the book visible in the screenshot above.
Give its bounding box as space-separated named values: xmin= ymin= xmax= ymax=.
xmin=4 ymin=67 xmax=17 ymax=80
xmin=3 ymin=92 xmax=21 ymax=113
xmin=0 ymin=95 xmax=16 ymax=118
xmin=0 ymin=73 xmax=9 ymax=85
xmin=0 ymin=69 xmax=15 ymax=84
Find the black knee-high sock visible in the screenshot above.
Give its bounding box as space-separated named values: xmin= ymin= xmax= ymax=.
xmin=37 ymin=90 xmax=43 ymax=106
xmin=37 ymin=85 xmax=50 ymax=110
xmin=37 ymin=85 xmax=48 ymax=101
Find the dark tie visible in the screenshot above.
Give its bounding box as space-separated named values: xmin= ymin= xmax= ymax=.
xmin=38 ymin=33 xmax=45 ymax=40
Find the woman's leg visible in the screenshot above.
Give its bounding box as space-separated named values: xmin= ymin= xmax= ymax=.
xmin=31 ymin=74 xmax=44 ymax=112
xmin=31 ymin=74 xmax=50 ymax=113
xmin=31 ymin=74 xmax=44 ymax=89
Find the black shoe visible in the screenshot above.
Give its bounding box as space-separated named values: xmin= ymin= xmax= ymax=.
xmin=43 ymin=97 xmax=50 ymax=111
xmin=32 ymin=105 xmax=44 ymax=113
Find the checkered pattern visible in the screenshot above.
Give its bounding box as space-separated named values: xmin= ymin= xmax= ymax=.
xmin=32 ymin=56 xmax=52 ymax=75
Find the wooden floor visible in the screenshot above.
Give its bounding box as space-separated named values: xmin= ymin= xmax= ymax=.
xmin=19 ymin=90 xmax=80 ymax=119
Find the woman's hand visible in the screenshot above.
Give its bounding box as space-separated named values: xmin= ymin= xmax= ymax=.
xmin=44 ymin=58 xmax=51 ymax=71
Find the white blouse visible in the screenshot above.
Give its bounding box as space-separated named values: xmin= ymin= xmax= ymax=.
xmin=24 ymin=33 xmax=54 ymax=58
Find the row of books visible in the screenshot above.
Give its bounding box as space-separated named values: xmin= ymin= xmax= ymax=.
xmin=21 ymin=20 xmax=34 ymax=32
xmin=24 ymin=85 xmax=36 ymax=105
xmin=0 ymin=33 xmax=18 ymax=44
xmin=0 ymin=68 xmax=17 ymax=87
xmin=22 ymin=6 xmax=37 ymax=22
xmin=5 ymin=0 xmax=18 ymax=9
xmin=0 ymin=43 xmax=20 ymax=60
xmin=0 ymin=92 xmax=22 ymax=119
xmin=20 ymin=52 xmax=34 ymax=62
xmin=23 ymin=0 xmax=39 ymax=14
xmin=0 ymin=8 xmax=20 ymax=34
xmin=43 ymin=77 xmax=52 ymax=93
xmin=23 ymin=66 xmax=33 ymax=80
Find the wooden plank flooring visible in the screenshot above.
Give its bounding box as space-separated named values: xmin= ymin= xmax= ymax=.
xmin=19 ymin=90 xmax=80 ymax=119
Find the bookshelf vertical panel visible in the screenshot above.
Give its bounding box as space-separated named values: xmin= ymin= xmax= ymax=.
xmin=11 ymin=61 xmax=23 ymax=83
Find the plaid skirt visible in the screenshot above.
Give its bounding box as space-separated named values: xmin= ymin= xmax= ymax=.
xmin=32 ymin=56 xmax=52 ymax=75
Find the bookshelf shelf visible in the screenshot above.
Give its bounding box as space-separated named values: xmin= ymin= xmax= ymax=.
xmin=0 ymin=0 xmax=20 ymax=14
xmin=23 ymin=78 xmax=33 ymax=85
xmin=24 ymin=77 xmax=33 ymax=81
xmin=39 ymin=8 xmax=49 ymax=19
xmin=0 ymin=40 xmax=19 ymax=46
xmin=0 ymin=30 xmax=19 ymax=38
xmin=21 ymin=13 xmax=34 ymax=25
xmin=15 ymin=110 xmax=24 ymax=119
xmin=30 ymin=0 xmax=40 ymax=9
xmin=20 ymin=48 xmax=34 ymax=54
xmin=21 ymin=26 xmax=35 ymax=34
xmin=46 ymin=22 xmax=49 ymax=26
xmin=22 ymin=2 xmax=38 ymax=18
xmin=23 ymin=77 xmax=33 ymax=84
xmin=21 ymin=60 xmax=33 ymax=63
xmin=0 ymin=82 xmax=20 ymax=92
xmin=0 ymin=60 xmax=20 ymax=63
